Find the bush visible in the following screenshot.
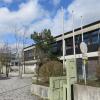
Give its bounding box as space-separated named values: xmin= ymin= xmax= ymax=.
xmin=39 ymin=60 xmax=63 ymax=83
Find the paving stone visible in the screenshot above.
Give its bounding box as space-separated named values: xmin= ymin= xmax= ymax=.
xmin=0 ymin=73 xmax=41 ymax=100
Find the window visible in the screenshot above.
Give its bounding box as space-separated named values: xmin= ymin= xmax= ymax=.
xmin=83 ymin=29 xmax=99 ymax=52
xmin=65 ymin=37 xmax=73 ymax=55
xmin=24 ymin=49 xmax=34 ymax=61
xmin=52 ymin=42 xmax=57 ymax=53
xmin=75 ymin=34 xmax=82 ymax=54
xmin=56 ymin=41 xmax=62 ymax=56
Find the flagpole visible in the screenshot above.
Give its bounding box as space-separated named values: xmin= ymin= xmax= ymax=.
xmin=61 ymin=7 xmax=65 ymax=70
xmin=72 ymin=10 xmax=77 ymax=83
xmin=81 ymin=16 xmax=84 ymax=42
xmin=72 ymin=10 xmax=76 ymax=59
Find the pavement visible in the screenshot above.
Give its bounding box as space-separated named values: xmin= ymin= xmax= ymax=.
xmin=0 ymin=72 xmax=41 ymax=100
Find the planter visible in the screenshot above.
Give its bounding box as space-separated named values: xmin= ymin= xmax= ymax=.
xmin=31 ymin=84 xmax=49 ymax=99
xmin=74 ymin=84 xmax=100 ymax=100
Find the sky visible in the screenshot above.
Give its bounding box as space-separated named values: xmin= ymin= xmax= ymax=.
xmin=0 ymin=0 xmax=100 ymax=51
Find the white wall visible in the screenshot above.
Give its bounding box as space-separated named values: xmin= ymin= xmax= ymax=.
xmin=24 ymin=64 xmax=36 ymax=74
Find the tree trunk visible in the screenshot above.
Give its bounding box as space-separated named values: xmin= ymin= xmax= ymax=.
xmin=36 ymin=65 xmax=39 ymax=83
xmin=6 ymin=65 xmax=9 ymax=77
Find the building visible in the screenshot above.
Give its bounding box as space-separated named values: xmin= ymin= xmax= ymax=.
xmin=24 ymin=45 xmax=37 ymax=73
xmin=10 ymin=53 xmax=19 ymax=66
xmin=24 ymin=20 xmax=100 ymax=78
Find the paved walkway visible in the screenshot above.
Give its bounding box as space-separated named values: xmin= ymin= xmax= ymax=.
xmin=0 ymin=72 xmax=41 ymax=100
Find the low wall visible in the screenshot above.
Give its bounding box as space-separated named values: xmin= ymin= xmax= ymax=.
xmin=49 ymin=76 xmax=66 ymax=100
xmin=31 ymin=84 xmax=49 ymax=99
xmin=31 ymin=76 xmax=66 ymax=100
xmin=74 ymin=84 xmax=100 ymax=100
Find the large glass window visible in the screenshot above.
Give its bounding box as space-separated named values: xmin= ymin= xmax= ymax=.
xmin=51 ymin=40 xmax=62 ymax=56
xmin=65 ymin=37 xmax=73 ymax=55
xmin=51 ymin=42 xmax=58 ymax=55
xmin=98 ymin=29 xmax=100 ymax=47
xmin=57 ymin=40 xmax=62 ymax=56
xmin=83 ymin=29 xmax=99 ymax=52
xmin=24 ymin=49 xmax=34 ymax=61
xmin=75 ymin=34 xmax=82 ymax=54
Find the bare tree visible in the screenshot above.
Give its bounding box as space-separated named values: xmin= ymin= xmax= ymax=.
xmin=0 ymin=43 xmax=11 ymax=77
xmin=13 ymin=25 xmax=23 ymax=78
xmin=13 ymin=24 xmax=29 ymax=78
xmin=22 ymin=25 xmax=30 ymax=74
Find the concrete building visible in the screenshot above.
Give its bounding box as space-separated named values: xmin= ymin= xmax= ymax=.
xmin=10 ymin=53 xmax=19 ymax=66
xmin=24 ymin=20 xmax=100 ymax=78
xmin=24 ymin=45 xmax=37 ymax=73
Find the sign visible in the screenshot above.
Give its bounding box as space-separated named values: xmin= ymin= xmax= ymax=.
xmin=82 ymin=53 xmax=88 ymax=60
xmin=80 ymin=42 xmax=88 ymax=54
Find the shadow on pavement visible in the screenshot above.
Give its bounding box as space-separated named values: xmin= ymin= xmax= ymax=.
xmin=0 ymin=75 xmax=11 ymax=80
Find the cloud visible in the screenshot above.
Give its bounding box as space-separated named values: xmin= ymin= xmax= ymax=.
xmin=27 ymin=8 xmax=72 ymax=36
xmin=0 ymin=0 xmax=13 ymax=3
xmin=0 ymin=0 xmax=100 ymax=49
xmin=0 ymin=0 xmax=49 ymax=49
xmin=52 ymin=0 xmax=61 ymax=6
xmin=29 ymin=0 xmax=100 ymax=36
xmin=56 ymin=0 xmax=100 ymax=35
xmin=0 ymin=0 xmax=48 ymax=35
xmin=0 ymin=0 xmax=100 ymax=36
xmin=67 ymin=0 xmax=100 ymax=27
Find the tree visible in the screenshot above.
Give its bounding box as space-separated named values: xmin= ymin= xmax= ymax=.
xmin=0 ymin=43 xmax=11 ymax=77
xmin=31 ymin=29 xmax=57 ymax=82
xmin=31 ymin=29 xmax=56 ymax=63
xmin=13 ymin=25 xmax=26 ymax=78
xmin=13 ymin=25 xmax=30 ymax=77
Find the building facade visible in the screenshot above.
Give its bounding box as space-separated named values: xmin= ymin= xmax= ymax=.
xmin=24 ymin=20 xmax=100 ymax=78
xmin=24 ymin=45 xmax=37 ymax=73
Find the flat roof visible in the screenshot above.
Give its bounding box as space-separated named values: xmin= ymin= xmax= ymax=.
xmin=24 ymin=44 xmax=35 ymax=49
xmin=55 ymin=20 xmax=100 ymax=38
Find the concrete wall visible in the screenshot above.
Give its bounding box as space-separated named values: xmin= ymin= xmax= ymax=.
xmin=49 ymin=76 xmax=67 ymax=100
xmin=74 ymin=84 xmax=100 ymax=100
xmin=24 ymin=65 xmax=36 ymax=74
xmin=31 ymin=76 xmax=67 ymax=100
xmin=31 ymin=84 xmax=49 ymax=99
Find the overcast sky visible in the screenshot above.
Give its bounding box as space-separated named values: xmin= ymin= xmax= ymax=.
xmin=0 ymin=0 xmax=100 ymax=49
